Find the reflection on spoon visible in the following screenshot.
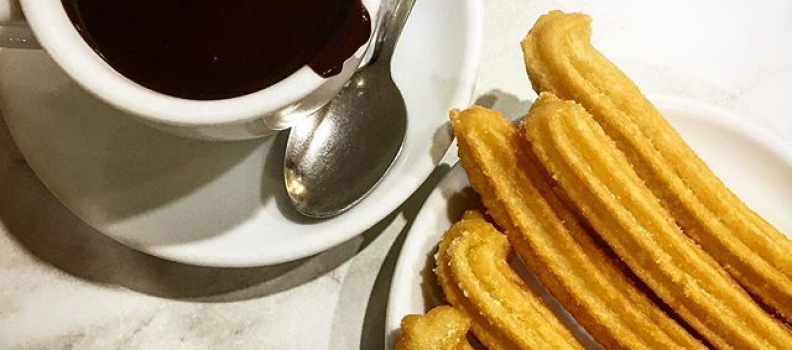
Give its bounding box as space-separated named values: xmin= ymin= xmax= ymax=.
xmin=284 ymin=0 xmax=416 ymax=218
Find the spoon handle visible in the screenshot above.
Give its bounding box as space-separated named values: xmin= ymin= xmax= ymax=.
xmin=359 ymin=0 xmax=416 ymax=68
xmin=358 ymin=0 xmax=392 ymax=69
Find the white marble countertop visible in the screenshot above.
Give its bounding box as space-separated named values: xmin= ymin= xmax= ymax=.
xmin=2 ymin=1 xmax=790 ymax=349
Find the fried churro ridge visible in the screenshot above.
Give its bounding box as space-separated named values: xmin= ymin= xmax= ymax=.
xmin=436 ymin=210 xmax=584 ymax=350
xmin=522 ymin=10 xmax=792 ymax=323
xmin=526 ymin=93 xmax=792 ymax=349
xmin=450 ymin=105 xmax=705 ymax=349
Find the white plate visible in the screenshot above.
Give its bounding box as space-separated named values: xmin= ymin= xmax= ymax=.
xmin=0 ymin=0 xmax=482 ymax=267
xmin=384 ymin=97 xmax=792 ymax=349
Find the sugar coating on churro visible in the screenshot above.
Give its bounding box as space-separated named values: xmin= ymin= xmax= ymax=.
xmin=450 ymin=104 xmax=706 ymax=350
xmin=396 ymin=305 xmax=473 ymax=350
xmin=436 ymin=211 xmax=584 ymax=350
xmin=526 ymin=92 xmax=792 ymax=349
xmin=523 ymin=10 xmax=792 ymax=324
xmin=398 ymin=9 xmax=792 ymax=350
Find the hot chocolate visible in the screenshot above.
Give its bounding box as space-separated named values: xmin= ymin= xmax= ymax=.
xmin=62 ymin=0 xmax=371 ymax=100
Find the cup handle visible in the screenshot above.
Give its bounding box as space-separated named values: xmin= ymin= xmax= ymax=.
xmin=0 ymin=0 xmax=40 ymax=49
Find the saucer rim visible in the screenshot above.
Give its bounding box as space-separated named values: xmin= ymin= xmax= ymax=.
xmin=1 ymin=0 xmax=484 ymax=267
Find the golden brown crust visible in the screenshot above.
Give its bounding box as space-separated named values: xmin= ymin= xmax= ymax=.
xmin=526 ymin=93 xmax=792 ymax=349
xmin=396 ymin=305 xmax=473 ymax=350
xmin=522 ymin=10 xmax=792 ymax=323
xmin=451 ymin=105 xmax=705 ymax=349
xmin=436 ymin=210 xmax=584 ymax=350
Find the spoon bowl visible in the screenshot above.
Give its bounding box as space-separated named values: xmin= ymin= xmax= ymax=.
xmin=284 ymin=0 xmax=415 ymax=218
xmin=284 ymin=64 xmax=407 ymax=217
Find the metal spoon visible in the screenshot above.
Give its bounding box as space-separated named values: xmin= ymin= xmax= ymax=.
xmin=283 ymin=0 xmax=415 ymax=218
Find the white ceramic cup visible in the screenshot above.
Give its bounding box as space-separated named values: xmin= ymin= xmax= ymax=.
xmin=0 ymin=0 xmax=382 ymax=140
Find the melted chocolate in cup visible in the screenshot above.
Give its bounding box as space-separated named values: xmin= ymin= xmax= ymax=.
xmin=62 ymin=0 xmax=371 ymax=100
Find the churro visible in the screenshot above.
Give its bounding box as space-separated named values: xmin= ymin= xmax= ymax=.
xmin=450 ymin=105 xmax=706 ymax=349
xmin=526 ymin=93 xmax=792 ymax=349
xmin=522 ymin=10 xmax=792 ymax=322
xmin=436 ymin=211 xmax=583 ymax=350
xmin=396 ymin=305 xmax=474 ymax=350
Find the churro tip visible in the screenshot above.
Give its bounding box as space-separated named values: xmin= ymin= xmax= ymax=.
xmin=396 ymin=306 xmax=472 ymax=350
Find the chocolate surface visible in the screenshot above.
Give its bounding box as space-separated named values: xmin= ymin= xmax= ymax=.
xmin=62 ymin=0 xmax=371 ymax=100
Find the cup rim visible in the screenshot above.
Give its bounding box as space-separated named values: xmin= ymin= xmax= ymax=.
xmin=21 ymin=0 xmax=377 ymax=127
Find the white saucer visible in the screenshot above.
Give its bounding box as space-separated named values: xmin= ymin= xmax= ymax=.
xmin=384 ymin=97 xmax=792 ymax=348
xmin=0 ymin=0 xmax=482 ymax=267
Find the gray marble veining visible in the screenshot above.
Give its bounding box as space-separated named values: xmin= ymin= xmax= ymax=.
xmin=2 ymin=1 xmax=792 ymax=349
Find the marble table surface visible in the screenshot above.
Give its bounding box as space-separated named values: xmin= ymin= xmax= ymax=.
xmin=2 ymin=1 xmax=791 ymax=349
